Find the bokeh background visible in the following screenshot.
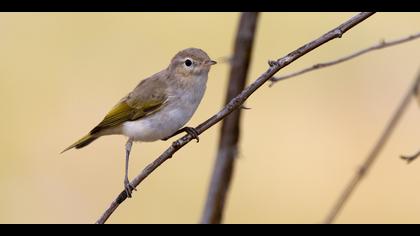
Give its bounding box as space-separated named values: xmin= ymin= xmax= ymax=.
xmin=1 ymin=13 xmax=420 ymax=224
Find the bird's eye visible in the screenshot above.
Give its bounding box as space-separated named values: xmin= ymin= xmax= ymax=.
xmin=184 ymin=59 xmax=192 ymax=67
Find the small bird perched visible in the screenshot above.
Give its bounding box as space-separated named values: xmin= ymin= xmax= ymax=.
xmin=62 ymin=48 xmax=216 ymax=197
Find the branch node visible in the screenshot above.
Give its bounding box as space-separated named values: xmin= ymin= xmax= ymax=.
xmin=172 ymin=140 xmax=182 ymax=149
xmin=334 ymin=29 xmax=343 ymax=38
xmin=268 ymin=60 xmax=278 ymax=67
xmin=313 ymin=63 xmax=322 ymax=69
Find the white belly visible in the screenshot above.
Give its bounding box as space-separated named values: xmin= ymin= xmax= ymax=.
xmin=121 ymin=85 xmax=206 ymax=142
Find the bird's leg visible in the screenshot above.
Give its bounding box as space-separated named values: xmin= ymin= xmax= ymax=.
xmin=161 ymin=127 xmax=200 ymax=143
xmin=124 ymin=138 xmax=136 ymax=198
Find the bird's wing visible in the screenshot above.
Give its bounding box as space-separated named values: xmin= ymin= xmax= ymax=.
xmin=90 ymin=71 xmax=169 ymax=134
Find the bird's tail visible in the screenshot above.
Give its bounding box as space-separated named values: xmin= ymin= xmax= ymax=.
xmin=61 ymin=134 xmax=98 ymax=154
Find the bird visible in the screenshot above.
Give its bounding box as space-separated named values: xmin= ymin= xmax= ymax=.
xmin=62 ymin=48 xmax=217 ymax=197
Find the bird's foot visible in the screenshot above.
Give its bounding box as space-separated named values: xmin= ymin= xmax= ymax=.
xmin=183 ymin=127 xmax=200 ymax=143
xmin=161 ymin=127 xmax=200 ymax=143
xmin=124 ymin=178 xmax=137 ymax=198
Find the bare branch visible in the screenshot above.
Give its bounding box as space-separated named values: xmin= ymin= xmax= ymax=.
xmin=96 ymin=12 xmax=375 ymax=224
xmin=269 ymin=32 xmax=420 ymax=87
xmin=401 ymin=150 xmax=420 ymax=164
xmin=201 ymin=12 xmax=259 ymax=224
xmin=401 ymin=78 xmax=420 ymax=164
xmin=324 ymin=70 xmax=420 ymax=224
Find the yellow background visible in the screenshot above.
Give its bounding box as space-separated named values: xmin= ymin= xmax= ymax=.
xmin=1 ymin=13 xmax=420 ymax=224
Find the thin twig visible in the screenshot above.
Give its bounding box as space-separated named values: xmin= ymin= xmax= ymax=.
xmin=96 ymin=12 xmax=375 ymax=224
xmin=201 ymin=12 xmax=259 ymax=224
xmin=324 ymin=70 xmax=420 ymax=224
xmin=269 ymin=32 xmax=420 ymax=87
xmin=401 ymin=79 xmax=420 ymax=164
xmin=401 ymin=150 xmax=420 ymax=164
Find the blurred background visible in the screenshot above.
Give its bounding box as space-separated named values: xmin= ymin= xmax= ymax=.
xmin=1 ymin=13 xmax=420 ymax=224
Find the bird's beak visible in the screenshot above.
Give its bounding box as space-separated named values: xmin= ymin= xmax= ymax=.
xmin=204 ymin=60 xmax=217 ymax=66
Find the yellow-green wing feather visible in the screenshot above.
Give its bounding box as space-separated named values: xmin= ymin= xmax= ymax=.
xmin=90 ymin=98 xmax=164 ymax=134
xmin=62 ymin=94 xmax=165 ymax=153
xmin=61 ymin=69 xmax=169 ymax=153
xmin=91 ymin=71 xmax=169 ymax=134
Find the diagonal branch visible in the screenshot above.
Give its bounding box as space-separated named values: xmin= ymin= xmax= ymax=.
xmin=400 ymin=77 xmax=420 ymax=164
xmin=95 ymin=12 xmax=375 ymax=224
xmin=201 ymin=12 xmax=259 ymax=224
xmin=269 ymin=32 xmax=420 ymax=86
xmin=324 ymin=70 xmax=420 ymax=224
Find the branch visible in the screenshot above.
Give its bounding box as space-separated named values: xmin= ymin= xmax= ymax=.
xmin=269 ymin=32 xmax=420 ymax=87
xmin=401 ymin=150 xmax=420 ymax=164
xmin=324 ymin=70 xmax=420 ymax=224
xmin=96 ymin=12 xmax=375 ymax=224
xmin=200 ymin=12 xmax=259 ymax=224
xmin=400 ymin=81 xmax=420 ymax=164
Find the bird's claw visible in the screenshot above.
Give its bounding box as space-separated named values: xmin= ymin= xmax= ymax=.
xmin=162 ymin=127 xmax=200 ymax=143
xmin=124 ymin=179 xmax=137 ymax=198
xmin=184 ymin=127 xmax=200 ymax=143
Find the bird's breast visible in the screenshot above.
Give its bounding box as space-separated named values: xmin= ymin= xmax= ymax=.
xmin=122 ymin=79 xmax=207 ymax=142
